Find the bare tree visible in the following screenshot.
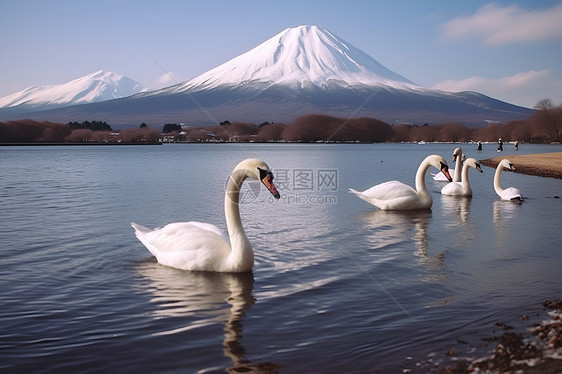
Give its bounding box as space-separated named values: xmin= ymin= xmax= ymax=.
xmin=506 ymin=120 xmax=532 ymax=143
xmin=343 ymin=117 xmax=393 ymax=142
xmin=257 ymin=123 xmax=286 ymax=141
xmin=220 ymin=122 xmax=258 ymax=141
xmin=0 ymin=120 xmax=70 ymax=142
xmin=391 ymin=124 xmax=413 ymax=142
xmin=439 ymin=122 xmax=473 ymax=142
xmin=282 ymin=114 xmax=393 ymax=142
xmin=66 ymin=129 xmax=93 ymax=142
xmin=187 ymin=128 xmax=210 ymax=142
xmin=118 ymin=127 xmax=160 ymax=143
xmin=283 ymin=115 xmax=332 ymax=142
xmin=410 ymin=124 xmax=440 ymax=142
xmin=533 ymin=98 xmax=561 ymax=143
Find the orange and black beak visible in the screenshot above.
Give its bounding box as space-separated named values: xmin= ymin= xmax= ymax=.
xmin=259 ymin=168 xmax=280 ymax=199
xmin=475 ymin=162 xmax=483 ymax=173
xmin=440 ymin=162 xmax=453 ymax=182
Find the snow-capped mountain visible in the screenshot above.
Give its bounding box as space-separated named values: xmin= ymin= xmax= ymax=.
xmin=175 ymin=25 xmax=417 ymax=92
xmin=0 ymin=26 xmax=532 ymax=127
xmin=0 ymin=70 xmax=147 ymax=109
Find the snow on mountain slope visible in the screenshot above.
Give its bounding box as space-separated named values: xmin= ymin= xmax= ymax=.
xmin=0 ymin=70 xmax=147 ymax=109
xmin=0 ymin=25 xmax=532 ymax=126
xmin=175 ymin=25 xmax=419 ymax=92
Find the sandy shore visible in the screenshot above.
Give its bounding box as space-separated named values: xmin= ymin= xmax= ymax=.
xmin=480 ymin=152 xmax=562 ymax=179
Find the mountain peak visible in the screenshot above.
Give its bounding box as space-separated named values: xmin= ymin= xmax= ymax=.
xmin=0 ymin=70 xmax=147 ymax=109
xmin=179 ymin=25 xmax=418 ymax=91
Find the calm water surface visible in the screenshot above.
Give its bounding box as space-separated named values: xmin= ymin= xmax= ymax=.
xmin=1 ymin=143 xmax=561 ymax=373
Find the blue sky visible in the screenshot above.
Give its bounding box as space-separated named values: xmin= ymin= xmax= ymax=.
xmin=1 ymin=0 xmax=561 ymax=108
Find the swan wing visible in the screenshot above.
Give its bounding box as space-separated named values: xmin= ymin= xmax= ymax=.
xmin=500 ymin=187 xmax=523 ymax=201
xmin=183 ymin=221 xmax=228 ymax=240
xmin=351 ymin=181 xmax=426 ymax=210
xmin=360 ymin=181 xmax=418 ymax=200
xmin=441 ymin=182 xmax=463 ymax=196
xmin=131 ymin=222 xmax=231 ymax=270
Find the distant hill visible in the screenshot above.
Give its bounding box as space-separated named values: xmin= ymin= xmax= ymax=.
xmin=0 ymin=26 xmax=533 ymax=127
xmin=0 ymin=70 xmax=147 ymax=115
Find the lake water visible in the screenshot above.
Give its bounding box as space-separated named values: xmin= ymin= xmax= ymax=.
xmin=1 ymin=142 xmax=561 ymax=373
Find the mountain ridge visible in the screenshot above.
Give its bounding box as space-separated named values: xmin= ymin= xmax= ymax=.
xmin=0 ymin=70 xmax=147 ymax=110
xmin=0 ymin=25 xmax=533 ymax=127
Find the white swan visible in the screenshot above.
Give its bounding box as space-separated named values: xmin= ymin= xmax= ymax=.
xmin=441 ymin=158 xmax=483 ymax=196
xmin=494 ymin=159 xmax=523 ymax=202
xmin=131 ymin=158 xmax=280 ymax=272
xmin=349 ymin=154 xmax=452 ymax=210
xmin=433 ymin=147 xmax=463 ymax=181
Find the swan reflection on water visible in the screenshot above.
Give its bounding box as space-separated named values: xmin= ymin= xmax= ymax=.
xmin=493 ymin=199 xmax=521 ymax=224
xmin=440 ymin=195 xmax=471 ymax=224
xmin=493 ymin=200 xmax=522 ymax=257
xmin=358 ymin=210 xmax=447 ymax=278
xmin=135 ymin=261 xmax=277 ymax=373
xmin=359 ymin=210 xmax=450 ymax=285
xmin=440 ymin=195 xmax=479 ymax=250
xmin=359 ymin=210 xmax=430 ymax=254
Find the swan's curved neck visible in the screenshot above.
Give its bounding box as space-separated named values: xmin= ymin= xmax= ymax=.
xmin=453 ymin=154 xmax=462 ymax=182
xmin=461 ymin=162 xmax=470 ymax=187
xmin=224 ymin=170 xmax=253 ymax=269
xmin=494 ymin=165 xmax=504 ymax=196
xmin=461 ymin=162 xmax=472 ymax=194
xmin=414 ymin=159 xmax=432 ymax=202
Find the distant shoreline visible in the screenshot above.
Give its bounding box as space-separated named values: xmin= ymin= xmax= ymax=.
xmin=0 ymin=142 xmax=162 ymax=146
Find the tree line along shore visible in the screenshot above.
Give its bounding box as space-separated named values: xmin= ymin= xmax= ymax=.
xmin=1 ymin=99 xmax=560 ymax=145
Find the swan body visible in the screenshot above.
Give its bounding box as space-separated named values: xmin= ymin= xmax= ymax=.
xmin=131 ymin=158 xmax=280 ymax=272
xmin=349 ymin=154 xmax=452 ymax=210
xmin=433 ymin=147 xmax=463 ymax=181
xmin=441 ymin=158 xmax=483 ymax=196
xmin=494 ymin=159 xmax=523 ymax=202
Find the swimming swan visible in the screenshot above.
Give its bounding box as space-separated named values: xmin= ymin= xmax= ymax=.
xmin=441 ymin=158 xmax=483 ymax=196
xmin=349 ymin=154 xmax=452 ymax=210
xmin=433 ymin=147 xmax=463 ymax=181
xmin=131 ymin=158 xmax=280 ymax=272
xmin=494 ymin=159 xmax=523 ymax=202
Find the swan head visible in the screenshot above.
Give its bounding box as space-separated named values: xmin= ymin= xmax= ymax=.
xmin=466 ymin=158 xmax=483 ymax=173
xmin=452 ymin=147 xmax=462 ymax=162
xmin=499 ymin=159 xmax=515 ymax=172
xmin=428 ymin=155 xmax=452 ymax=182
xmin=232 ymin=158 xmax=281 ymax=199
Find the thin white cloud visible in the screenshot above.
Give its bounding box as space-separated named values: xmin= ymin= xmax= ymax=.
xmin=441 ymin=3 xmax=562 ymax=45
xmin=156 ymin=72 xmax=178 ymax=86
xmin=432 ymin=69 xmax=562 ymax=108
